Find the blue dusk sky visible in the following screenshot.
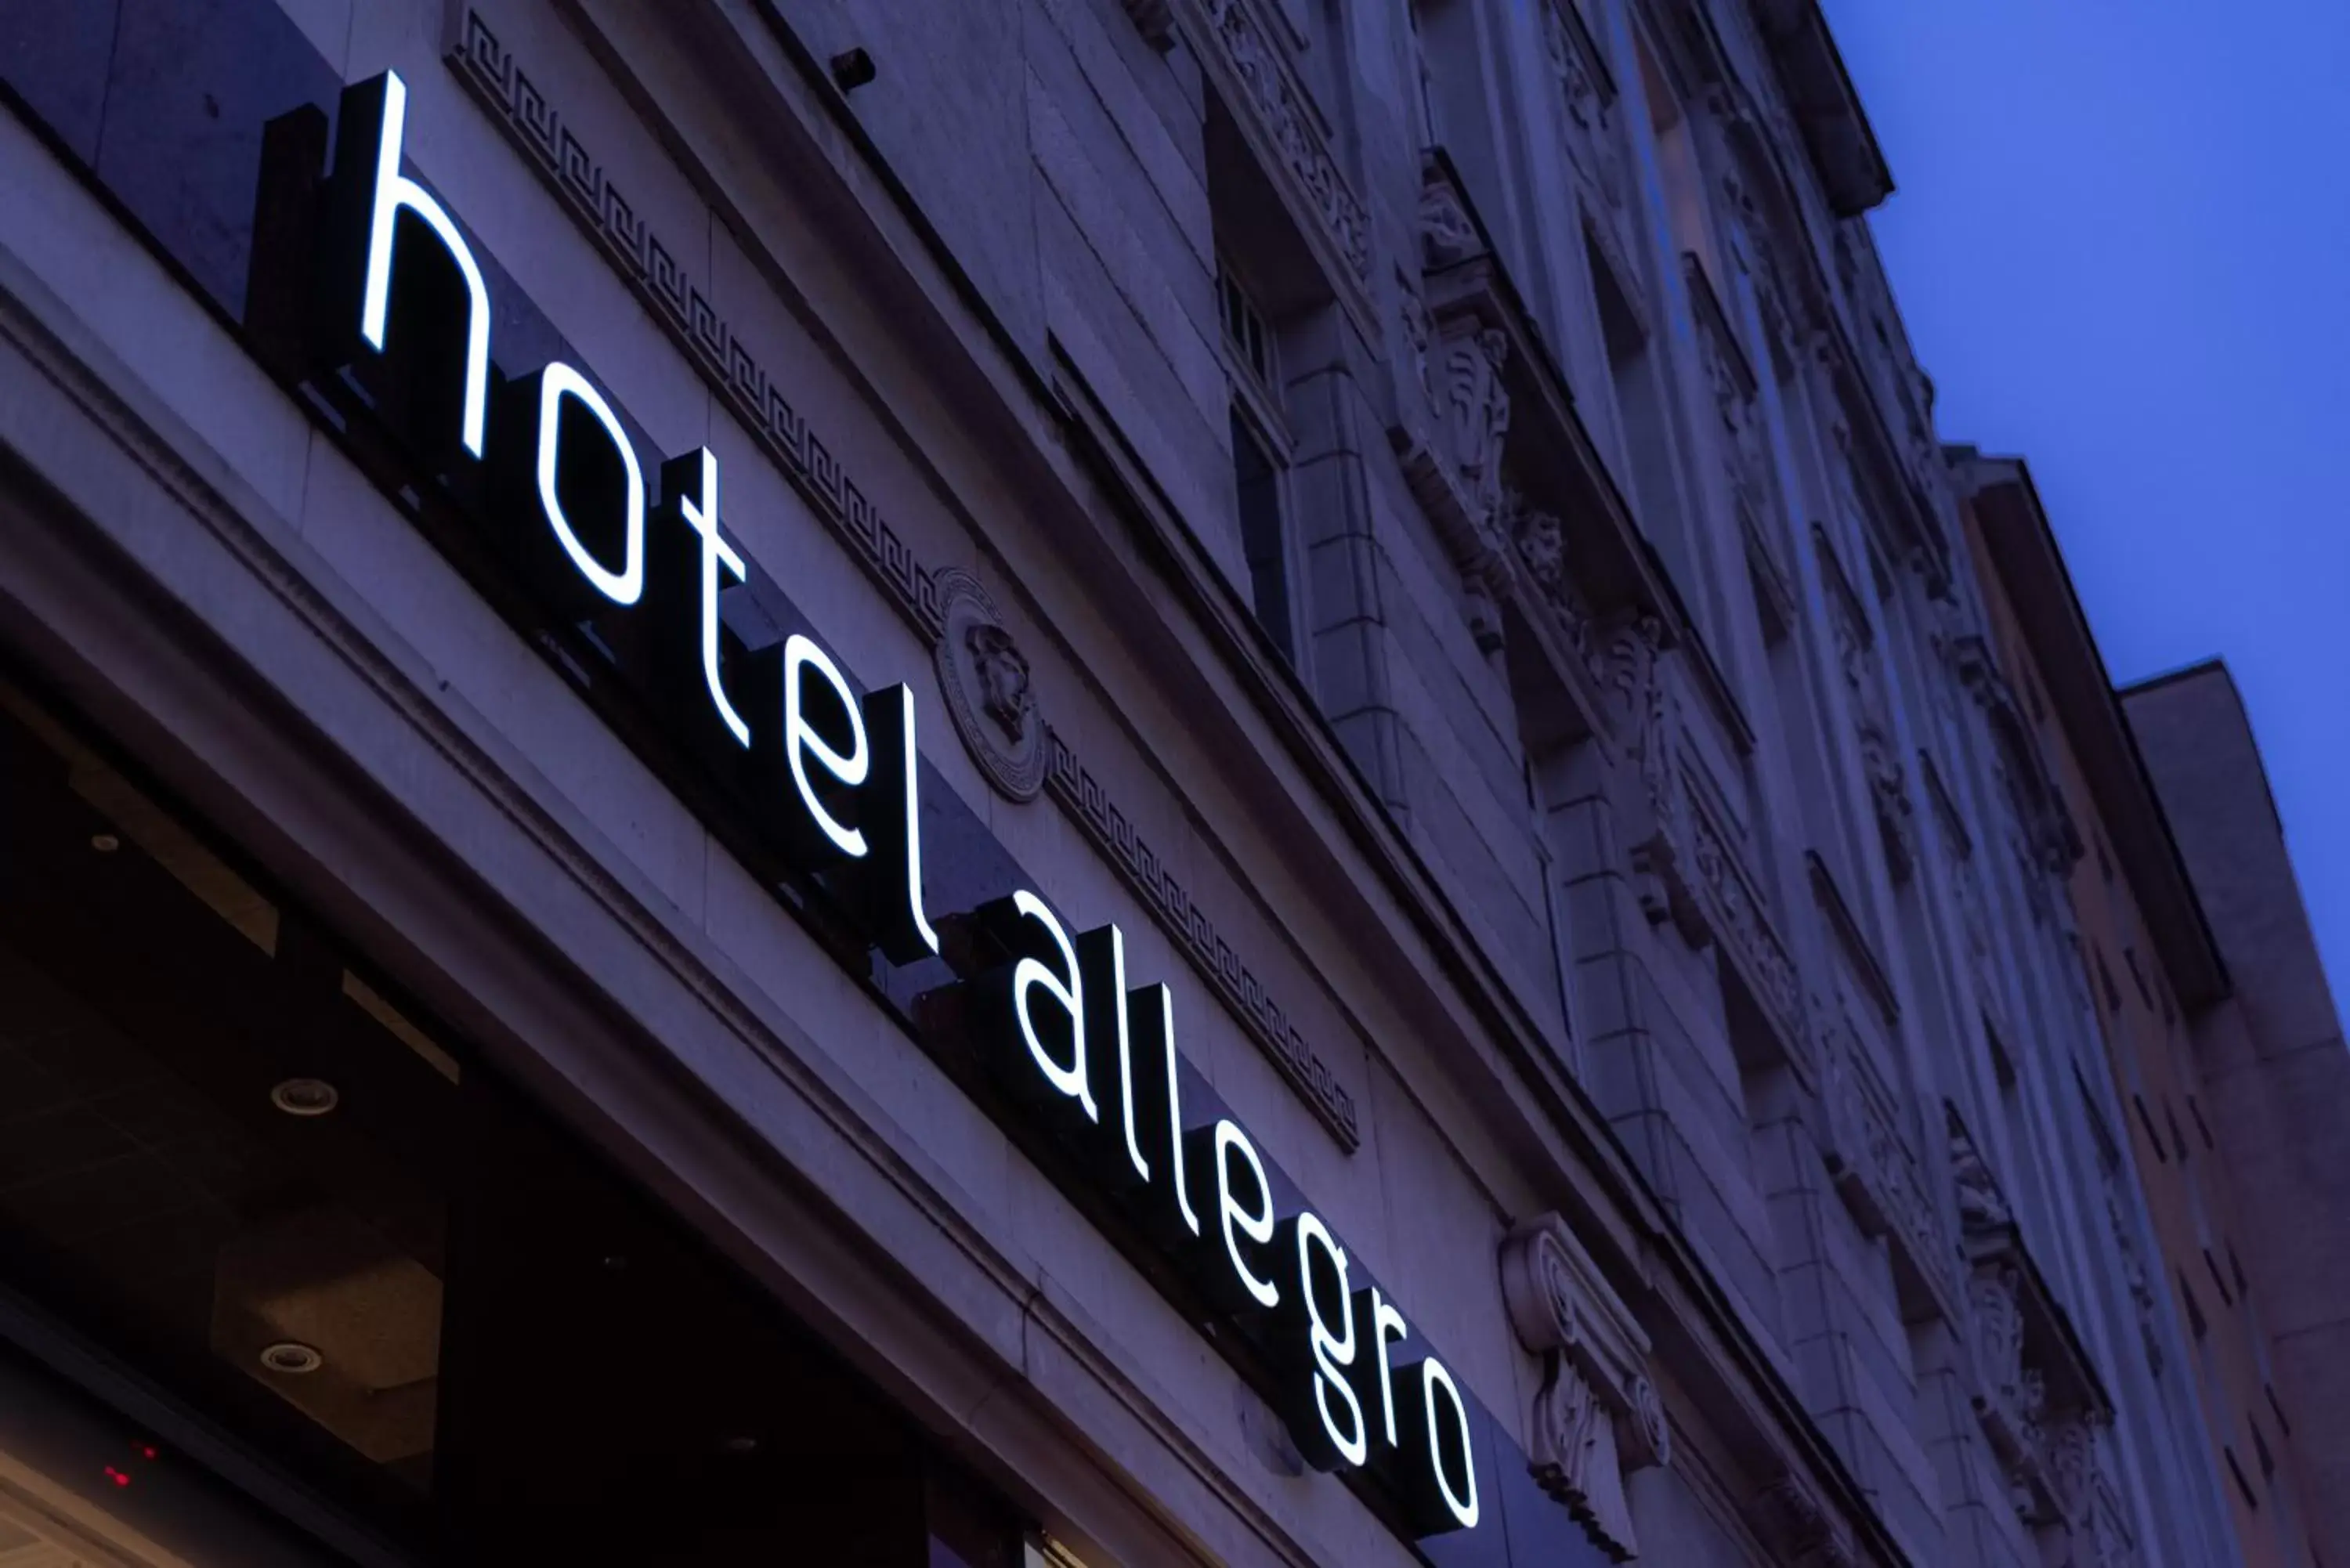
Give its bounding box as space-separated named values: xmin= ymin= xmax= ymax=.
xmin=1819 ymin=0 xmax=2350 ymax=1021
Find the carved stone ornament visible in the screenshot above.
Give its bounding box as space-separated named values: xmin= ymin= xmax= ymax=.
xmin=1948 ymin=1105 xmax=2015 ymax=1241
xmin=1420 ymin=175 xmax=1484 ymax=271
xmin=1199 ymin=0 xmax=1372 ymax=277
xmin=1119 ymin=0 xmax=1176 ymax=50
xmin=1541 ymin=0 xmax=1643 ymax=327
xmin=1818 ymin=997 xmax=1951 ymax=1311
xmin=934 ymin=568 xmax=1045 ymax=802
xmin=1506 ymin=490 xmax=1605 ymax=690
xmin=1499 ymin=1214 xmax=1668 ymax=1559
xmin=1818 ymin=529 xmax=1916 ymax=881
xmin=1745 ymin=1472 xmax=1857 ymax=1568
xmin=1442 ymin=325 xmax=1513 ymax=530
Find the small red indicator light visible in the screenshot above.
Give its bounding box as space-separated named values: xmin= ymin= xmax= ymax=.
xmin=140 ymin=1446 xmax=158 ymax=1461
xmin=103 ymin=1465 xmax=131 ymax=1487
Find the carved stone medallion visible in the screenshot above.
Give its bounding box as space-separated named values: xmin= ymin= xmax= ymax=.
xmin=933 ymin=568 xmax=1045 ymax=802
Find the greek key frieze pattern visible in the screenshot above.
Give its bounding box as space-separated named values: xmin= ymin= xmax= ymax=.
xmin=1046 ymin=730 xmax=1361 ymax=1147
xmin=451 ymin=14 xmax=945 ymax=637
xmin=449 ymin=12 xmax=1358 ymax=1150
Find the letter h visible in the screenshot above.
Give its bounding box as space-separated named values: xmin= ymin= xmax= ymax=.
xmin=315 ymin=70 xmax=492 ymax=466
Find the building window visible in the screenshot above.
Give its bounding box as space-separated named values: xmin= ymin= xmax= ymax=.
xmin=2230 ymin=1244 xmax=2249 ymax=1298
xmin=1212 ymin=256 xmax=1302 ymax=663
xmin=2095 ymin=946 xmax=2122 ymax=1014
xmin=2181 ymin=1272 xmax=2208 ymax=1339
xmin=2226 ymin=1446 xmax=2261 ymax=1511
xmin=1220 ymin=264 xmax=1277 ymax=391
xmin=2135 ymin=1093 xmax=2168 ymax=1162
xmin=1229 ymin=404 xmax=1298 ymax=662
xmin=2125 ymin=945 xmax=2153 ymax=1010
xmin=2267 ymin=1382 xmax=2293 ymax=1438
xmin=2096 ymin=829 xmax=2116 ymax=883
xmin=2254 ymin=1417 xmax=2277 ymax=1479
xmin=2077 ymin=1065 xmax=2120 ymax=1175
xmin=2167 ymin=1098 xmax=2190 ymax=1162
xmin=2189 ymin=1093 xmax=2214 ymax=1149
xmin=2207 ymin=1246 xmax=2235 ymax=1306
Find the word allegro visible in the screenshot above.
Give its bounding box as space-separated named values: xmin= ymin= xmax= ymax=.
xmin=306 ymin=68 xmax=1482 ymax=1535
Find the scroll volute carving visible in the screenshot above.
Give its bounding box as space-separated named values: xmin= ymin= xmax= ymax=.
xmin=1500 ymin=1214 xmax=1668 ymax=1559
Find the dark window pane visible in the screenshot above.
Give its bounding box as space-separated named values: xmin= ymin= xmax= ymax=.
xmin=1231 ymin=408 xmax=1294 ymax=662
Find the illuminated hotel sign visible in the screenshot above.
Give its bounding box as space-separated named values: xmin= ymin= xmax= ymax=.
xmin=306 ymin=70 xmax=1480 ymax=1537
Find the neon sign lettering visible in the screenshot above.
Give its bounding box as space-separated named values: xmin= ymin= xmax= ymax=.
xmin=309 ymin=67 xmax=1479 ymax=1537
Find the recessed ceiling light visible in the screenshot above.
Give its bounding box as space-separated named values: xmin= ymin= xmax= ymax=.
xmin=258 ymin=1342 xmax=323 ymax=1376
xmin=269 ymin=1078 xmax=339 ymax=1117
xmin=89 ymin=834 xmax=119 ymax=853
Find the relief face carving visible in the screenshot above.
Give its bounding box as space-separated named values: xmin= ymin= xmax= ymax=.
xmin=1420 ymin=178 xmax=1483 ymax=271
xmin=965 ymin=621 xmax=1035 ymax=746
xmin=1442 ymin=325 xmax=1512 ymax=526
xmin=935 ymin=569 xmax=1046 ymax=802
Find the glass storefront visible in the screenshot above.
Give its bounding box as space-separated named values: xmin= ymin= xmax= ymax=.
xmin=0 ymin=668 xmax=1021 ymax=1566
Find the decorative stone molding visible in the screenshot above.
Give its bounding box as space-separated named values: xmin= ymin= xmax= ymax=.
xmin=1195 ymin=0 xmax=1372 ymax=280
xmin=1419 ymin=173 xmax=1483 ymax=272
xmin=1611 ymin=622 xmax=1808 ymax=1070
xmin=1817 ymin=993 xmax=1951 ymax=1317
xmin=1542 ymin=0 xmax=1644 ymax=330
xmin=1687 ymin=783 xmax=1809 ymax=1060
xmin=1948 ymin=1103 xmax=2115 ymax=1525
xmin=1745 ymin=1472 xmax=1856 ymax=1568
xmin=1687 ymin=256 xmax=1776 ymax=576
xmin=1119 ymin=0 xmax=1177 ymax=50
xmin=1815 ymin=526 xmax=1916 ymax=880
xmin=1401 ymin=150 xmax=1686 ymax=738
xmin=1506 ymin=491 xmax=1607 ymax=692
xmin=935 ymin=569 xmax=1046 ymax=802
xmin=1951 ymin=631 xmax=2082 ymax=881
xmin=1390 ymin=305 xmax=1513 ymax=652
xmin=1500 ymin=1214 xmax=1668 ymax=1559
xmin=1441 ymin=326 xmax=1513 ymax=526
xmin=1394 ymin=163 xmax=1522 ymax=657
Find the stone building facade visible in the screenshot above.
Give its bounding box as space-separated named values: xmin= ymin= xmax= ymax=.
xmin=0 ymin=0 xmax=2300 ymax=1564
xmin=1960 ymin=455 xmax=2322 ymax=1567
xmin=2125 ymin=663 xmax=2350 ymax=1567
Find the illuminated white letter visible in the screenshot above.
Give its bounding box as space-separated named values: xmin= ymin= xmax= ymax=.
xmin=1298 ymin=1213 xmax=1368 ymax=1469
xmin=1091 ymin=927 xmax=1150 ymax=1184
xmin=675 ymin=447 xmax=749 ymax=748
xmin=1214 ymin=1121 xmax=1279 ymax=1310
xmin=1420 ymin=1360 xmax=1479 ymax=1531
xmin=358 ymin=71 xmax=490 ymax=458
xmin=1144 ymin=985 xmax=1202 ymax=1237
xmin=1010 ymin=891 xmax=1095 ymax=1118
xmin=1370 ymin=1288 xmax=1408 ymax=1449
xmin=856 ymin=685 xmax=938 ymax=959
xmin=784 ymin=634 xmax=867 ymax=858
xmin=536 ymin=363 xmax=644 ymax=605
